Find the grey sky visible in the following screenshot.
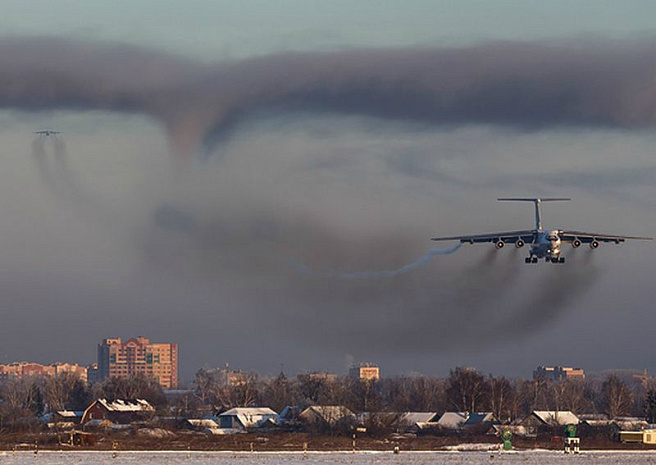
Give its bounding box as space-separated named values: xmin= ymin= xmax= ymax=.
xmin=0 ymin=2 xmax=654 ymax=382
xmin=2 ymin=1 xmax=656 ymax=58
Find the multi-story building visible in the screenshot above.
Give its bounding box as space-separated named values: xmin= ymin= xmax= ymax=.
xmin=533 ymin=366 xmax=585 ymax=381
xmin=201 ymin=366 xmax=255 ymax=387
xmin=0 ymin=362 xmax=88 ymax=382
xmin=305 ymin=372 xmax=339 ymax=383
xmin=97 ymin=336 xmax=178 ymax=389
xmin=350 ymin=362 xmax=380 ymax=381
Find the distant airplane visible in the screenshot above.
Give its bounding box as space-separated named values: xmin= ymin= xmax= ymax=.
xmin=34 ymin=130 xmax=61 ymax=136
xmin=431 ymin=198 xmax=652 ymax=264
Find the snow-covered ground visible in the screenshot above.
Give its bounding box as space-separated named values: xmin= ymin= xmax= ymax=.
xmin=1 ymin=450 xmax=656 ymax=465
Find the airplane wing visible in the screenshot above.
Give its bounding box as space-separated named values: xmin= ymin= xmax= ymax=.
xmin=431 ymin=229 xmax=536 ymax=244
xmin=559 ymin=230 xmax=652 ymax=244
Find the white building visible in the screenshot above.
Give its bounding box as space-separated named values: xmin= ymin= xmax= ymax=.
xmin=218 ymin=407 xmax=277 ymax=430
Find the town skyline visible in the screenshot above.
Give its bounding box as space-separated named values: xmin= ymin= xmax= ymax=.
xmin=0 ymin=334 xmax=651 ymax=387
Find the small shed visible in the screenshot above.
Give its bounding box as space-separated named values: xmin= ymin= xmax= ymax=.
xmin=54 ymin=410 xmax=84 ymax=424
xmin=644 ymin=430 xmax=656 ymax=444
xmin=620 ymin=431 xmax=646 ymax=443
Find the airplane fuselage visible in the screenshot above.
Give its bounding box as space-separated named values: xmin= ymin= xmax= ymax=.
xmin=528 ymin=229 xmax=563 ymax=263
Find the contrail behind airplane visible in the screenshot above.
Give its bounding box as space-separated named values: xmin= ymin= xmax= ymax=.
xmin=294 ymin=244 xmax=462 ymax=279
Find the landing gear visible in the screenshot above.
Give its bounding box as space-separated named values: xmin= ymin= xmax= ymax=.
xmin=559 ymin=257 xmax=565 ymax=263
xmin=525 ymin=256 xmax=538 ymax=264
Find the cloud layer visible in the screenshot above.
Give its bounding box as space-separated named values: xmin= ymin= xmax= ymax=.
xmin=0 ymin=37 xmax=654 ymax=378
xmin=2 ymin=37 xmax=656 ymax=160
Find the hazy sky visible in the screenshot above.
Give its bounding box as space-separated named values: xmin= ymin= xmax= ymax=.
xmin=0 ymin=1 xmax=655 ymax=382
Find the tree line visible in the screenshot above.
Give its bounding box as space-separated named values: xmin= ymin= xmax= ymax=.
xmin=181 ymin=367 xmax=656 ymax=422
xmin=0 ymin=367 xmax=654 ymax=432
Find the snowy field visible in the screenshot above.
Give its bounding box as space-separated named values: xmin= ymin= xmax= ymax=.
xmin=2 ymin=450 xmax=656 ymax=465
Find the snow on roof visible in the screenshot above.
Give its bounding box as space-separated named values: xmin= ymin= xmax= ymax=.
xmin=532 ymin=411 xmax=580 ymax=425
xmin=399 ymin=412 xmax=438 ymax=425
xmin=300 ymin=406 xmax=355 ymax=425
xmin=220 ymin=407 xmax=278 ymax=429
xmin=97 ymin=399 xmax=154 ymax=412
xmin=578 ymin=413 xmax=609 ymax=421
xmin=437 ymin=412 xmax=468 ymax=429
xmin=186 ymin=419 xmax=219 ymax=428
xmin=615 ymin=419 xmax=649 ymax=430
xmin=220 ymin=407 xmax=277 ymax=417
xmin=56 ymin=410 xmax=83 ymax=418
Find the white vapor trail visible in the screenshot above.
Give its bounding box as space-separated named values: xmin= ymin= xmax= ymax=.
xmin=294 ymin=244 xmax=462 ymax=279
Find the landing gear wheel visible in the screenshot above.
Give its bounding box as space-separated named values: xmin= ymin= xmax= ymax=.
xmin=525 ymin=257 xmax=531 ymax=264
xmin=532 ymin=257 xmax=538 ymax=263
xmin=559 ymin=257 xmax=565 ymax=263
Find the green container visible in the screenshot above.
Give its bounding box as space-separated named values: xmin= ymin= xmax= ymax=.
xmin=501 ymin=429 xmax=512 ymax=450
xmin=565 ymin=424 xmax=577 ymax=438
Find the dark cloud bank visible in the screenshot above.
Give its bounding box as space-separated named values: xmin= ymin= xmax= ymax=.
xmin=2 ymin=37 xmax=656 ymax=158
xmin=1 ymin=37 xmax=654 ymax=378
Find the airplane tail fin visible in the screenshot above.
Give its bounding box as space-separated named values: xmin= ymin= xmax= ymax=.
xmin=497 ymin=197 xmax=570 ymax=231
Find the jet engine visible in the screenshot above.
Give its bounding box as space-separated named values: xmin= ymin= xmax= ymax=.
xmin=515 ymin=239 xmax=525 ymax=248
xmin=572 ymin=238 xmax=582 ymax=248
xmin=590 ymin=240 xmax=599 ymax=249
xmin=495 ymin=240 xmax=505 ymax=249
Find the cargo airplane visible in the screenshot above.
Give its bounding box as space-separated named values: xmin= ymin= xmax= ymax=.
xmin=431 ymin=198 xmax=651 ymax=264
xmin=34 ymin=130 xmax=61 ymax=136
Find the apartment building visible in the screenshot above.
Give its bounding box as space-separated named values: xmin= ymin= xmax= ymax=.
xmin=97 ymin=336 xmax=178 ymax=388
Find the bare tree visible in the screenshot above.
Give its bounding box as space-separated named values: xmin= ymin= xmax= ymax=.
xmin=601 ymin=374 xmax=633 ymax=419
xmin=487 ymin=376 xmax=515 ymax=422
xmin=509 ymin=379 xmax=532 ymax=421
xmin=408 ymin=376 xmax=446 ymax=412
xmin=445 ymin=367 xmax=487 ymax=413
xmin=193 ymin=369 xmax=216 ymax=405
xmin=297 ymin=374 xmax=326 ymax=405
xmin=93 ymin=374 xmax=166 ymax=407
xmin=551 ymin=379 xmax=589 ymax=414
xmin=261 ymin=372 xmax=296 ymax=412
xmin=215 ymin=372 xmax=259 ymax=408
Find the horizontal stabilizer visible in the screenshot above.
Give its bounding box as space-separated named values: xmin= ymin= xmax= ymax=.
xmin=497 ymin=198 xmax=570 ymax=202
xmin=497 ymin=197 xmax=570 ymax=230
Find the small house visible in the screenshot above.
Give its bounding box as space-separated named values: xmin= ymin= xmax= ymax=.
xmin=218 ymin=407 xmax=278 ymax=430
xmin=436 ymin=412 xmax=468 ymax=430
xmin=520 ymin=411 xmax=580 ymax=435
xmin=463 ymin=412 xmax=498 ymax=431
xmin=276 ymin=406 xmax=303 ymax=426
xmin=299 ymin=406 xmax=354 ymax=427
xmin=81 ymin=399 xmax=155 ymax=424
xmin=397 ymin=412 xmax=439 ymax=432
